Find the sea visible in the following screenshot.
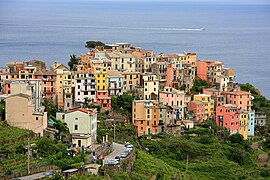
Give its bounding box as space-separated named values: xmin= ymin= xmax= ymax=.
xmin=0 ymin=0 xmax=270 ymax=99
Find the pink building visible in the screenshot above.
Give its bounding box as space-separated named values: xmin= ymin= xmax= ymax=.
xmin=223 ymin=89 xmax=252 ymax=111
xmin=4 ymin=81 xmax=11 ymax=95
xmin=189 ymin=101 xmax=205 ymax=123
xmin=159 ymin=87 xmax=186 ymax=119
xmin=216 ymin=104 xmax=240 ymax=134
xmin=197 ymin=60 xmax=224 ymax=84
xmin=34 ymin=71 xmax=56 ymax=101
xmin=96 ymin=90 xmax=111 ymax=110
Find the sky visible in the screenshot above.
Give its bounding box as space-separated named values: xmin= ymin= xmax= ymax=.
xmin=1 ymin=0 xmax=270 ymax=5
xmin=64 ymin=0 xmax=270 ymax=5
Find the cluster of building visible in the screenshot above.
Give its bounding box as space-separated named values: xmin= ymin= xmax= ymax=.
xmin=0 ymin=43 xmax=267 ymax=143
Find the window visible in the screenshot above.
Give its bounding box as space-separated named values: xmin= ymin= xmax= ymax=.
xmin=36 ymin=117 xmax=38 ymax=120
xmin=141 ymin=120 xmax=143 ymax=124
xmin=147 ymin=121 xmax=149 ymax=126
xmin=74 ymin=125 xmax=78 ymax=130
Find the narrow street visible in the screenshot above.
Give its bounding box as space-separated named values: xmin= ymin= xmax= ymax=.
xmin=105 ymin=142 xmax=126 ymax=160
xmin=18 ymin=143 xmax=125 ymax=179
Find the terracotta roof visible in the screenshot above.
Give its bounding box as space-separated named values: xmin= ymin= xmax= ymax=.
xmin=165 ymin=54 xmax=178 ymax=58
xmin=225 ymin=90 xmax=251 ymax=95
xmin=67 ymin=107 xmax=96 ymax=115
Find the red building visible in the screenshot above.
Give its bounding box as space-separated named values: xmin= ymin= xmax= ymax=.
xmin=189 ymin=100 xmax=205 ymax=123
xmin=96 ymin=90 xmax=111 ymax=110
xmin=216 ymin=104 xmax=240 ymax=135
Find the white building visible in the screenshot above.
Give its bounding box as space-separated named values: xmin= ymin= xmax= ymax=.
xmin=75 ymin=72 xmax=96 ymax=103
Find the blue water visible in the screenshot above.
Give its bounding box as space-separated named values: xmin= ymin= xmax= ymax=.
xmin=1 ymin=0 xmax=270 ymax=98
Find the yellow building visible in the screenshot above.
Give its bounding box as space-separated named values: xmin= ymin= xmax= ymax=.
xmin=122 ymin=71 xmax=140 ymax=93
xmin=93 ymin=66 xmax=107 ymax=91
xmin=51 ymin=63 xmax=74 ymax=110
xmin=194 ymin=94 xmax=214 ymax=121
xmin=19 ymin=66 xmax=37 ymax=79
xmin=239 ymin=111 xmax=248 ymax=140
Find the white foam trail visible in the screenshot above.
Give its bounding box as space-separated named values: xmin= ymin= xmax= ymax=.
xmin=49 ymin=24 xmax=204 ymax=31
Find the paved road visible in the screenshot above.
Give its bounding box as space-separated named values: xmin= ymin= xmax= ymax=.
xmin=105 ymin=142 xmax=126 ymax=160
xmin=19 ymin=170 xmax=61 ymax=180
xmin=18 ymin=143 xmax=125 ymax=179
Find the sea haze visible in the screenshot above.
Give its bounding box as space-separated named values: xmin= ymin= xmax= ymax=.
xmin=0 ymin=0 xmax=270 ymax=98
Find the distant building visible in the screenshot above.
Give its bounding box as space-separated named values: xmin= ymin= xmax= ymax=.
xmin=159 ymin=87 xmax=187 ymax=119
xmin=57 ymin=107 xmax=97 ymax=147
xmin=239 ymin=111 xmax=249 ymax=139
xmin=193 ymin=94 xmax=215 ymax=121
xmin=74 ymin=72 xmax=96 ymax=103
xmin=6 ymin=87 xmax=47 ymax=136
xmin=122 ymin=71 xmax=140 ymax=93
xmin=223 ymin=89 xmax=252 ymax=111
xmin=248 ymin=111 xmax=255 ymax=137
xmin=106 ymin=51 xmax=136 ymax=72
xmin=139 ymin=73 xmax=159 ymax=100
xmin=189 ymin=101 xmax=205 ymax=123
xmin=216 ymin=104 xmax=240 ymax=135
xmin=132 ymin=100 xmax=160 ymax=136
xmin=106 ymin=70 xmax=124 ymax=96
xmin=255 ymin=112 xmax=266 ymax=126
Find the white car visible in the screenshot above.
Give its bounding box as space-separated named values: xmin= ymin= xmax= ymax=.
xmin=126 ymin=147 xmax=133 ymax=152
xmin=127 ymin=144 xmax=133 ymax=148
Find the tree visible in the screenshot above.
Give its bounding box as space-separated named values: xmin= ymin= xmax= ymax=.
xmin=85 ymin=41 xmax=106 ymax=49
xmin=50 ymin=116 xmax=70 ymax=142
xmin=43 ymin=98 xmax=58 ymax=117
xmin=0 ymin=100 xmax=5 ymax=120
xmin=111 ymin=94 xmax=134 ymax=114
xmin=68 ymin=54 xmax=80 ymax=70
xmin=228 ymin=134 xmax=244 ymax=144
xmin=191 ymin=78 xmax=209 ymax=93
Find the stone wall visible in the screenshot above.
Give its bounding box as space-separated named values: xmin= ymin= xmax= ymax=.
xmin=104 ymin=148 xmax=136 ymax=175
xmin=95 ymin=142 xmax=113 ymax=156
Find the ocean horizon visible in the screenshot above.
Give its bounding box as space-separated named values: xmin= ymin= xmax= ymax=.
xmin=1 ymin=0 xmax=270 ymax=98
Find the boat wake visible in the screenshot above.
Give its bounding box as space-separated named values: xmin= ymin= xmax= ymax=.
xmin=50 ymin=25 xmax=205 ymax=31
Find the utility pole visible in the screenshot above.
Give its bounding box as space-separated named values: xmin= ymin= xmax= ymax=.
xmin=113 ymin=120 xmax=116 ymax=142
xmin=27 ymin=137 xmax=30 ymax=174
xmin=185 ymin=155 xmax=189 ymax=172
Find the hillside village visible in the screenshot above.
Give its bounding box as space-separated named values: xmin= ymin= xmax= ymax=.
xmin=0 ymin=42 xmax=269 ymax=179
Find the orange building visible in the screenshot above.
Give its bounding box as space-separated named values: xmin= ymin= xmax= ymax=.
xmin=132 ymin=100 xmax=159 ymax=136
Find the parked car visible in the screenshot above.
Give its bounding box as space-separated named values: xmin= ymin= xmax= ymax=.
xmin=43 ymin=170 xmax=55 ymax=176
xmin=124 ymin=142 xmax=130 ymax=147
xmin=121 ymin=151 xmax=129 ymax=158
xmin=104 ymin=159 xmax=119 ymax=166
xmin=126 ymin=147 xmax=133 ymax=152
xmin=115 ymin=156 xmax=121 ymax=162
xmin=126 ymin=144 xmax=133 ymax=148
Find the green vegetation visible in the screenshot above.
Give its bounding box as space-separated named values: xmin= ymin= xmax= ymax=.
xmin=0 ymin=99 xmax=5 ymax=120
xmin=191 ymin=78 xmax=209 ymax=93
xmin=111 ymin=94 xmax=134 ymax=115
xmin=68 ymin=54 xmax=80 ymax=70
xmin=139 ymin=131 xmax=269 ymax=179
xmin=85 ymin=41 xmax=110 ymax=50
xmin=43 ymin=98 xmax=58 ymax=117
xmin=130 ymin=150 xmax=181 ymax=180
